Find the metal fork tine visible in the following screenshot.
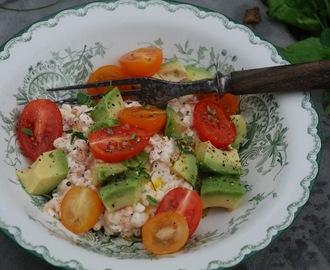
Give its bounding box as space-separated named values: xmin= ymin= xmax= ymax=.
xmin=47 ymin=77 xmax=148 ymax=92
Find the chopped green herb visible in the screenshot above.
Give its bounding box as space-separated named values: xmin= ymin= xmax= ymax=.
xmin=171 ymin=133 xmax=193 ymax=154
xmin=77 ymin=92 xmax=96 ymax=107
xmin=21 ymin=128 xmax=34 ymax=136
xmin=130 ymin=133 xmax=137 ymax=140
xmin=65 ymin=130 xmax=87 ymax=144
xmin=146 ymin=195 xmax=159 ymax=206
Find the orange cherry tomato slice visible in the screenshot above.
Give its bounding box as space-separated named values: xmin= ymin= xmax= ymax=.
xmin=119 ymin=105 xmax=167 ymax=135
xmin=196 ymin=92 xmax=239 ymax=116
xmin=118 ymin=47 xmax=163 ymax=77
xmin=193 ymin=99 xmax=237 ymax=148
xmin=155 ymin=187 xmax=203 ymax=237
xmin=142 ymin=211 xmax=189 ymax=255
xmin=60 ymin=186 xmax=103 ymax=235
xmin=87 ymin=65 xmax=132 ymax=97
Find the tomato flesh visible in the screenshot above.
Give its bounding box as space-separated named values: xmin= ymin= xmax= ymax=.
xmin=17 ymin=99 xmax=63 ymax=161
xmin=118 ymin=47 xmax=163 ymax=77
xmin=88 ymin=124 xmax=151 ymax=163
xmin=142 ymin=211 xmax=189 ymax=255
xmin=193 ymin=99 xmax=237 ymax=148
xmin=60 ymin=186 xmax=103 ymax=235
xmin=119 ymin=105 xmax=167 ymax=134
xmin=155 ymin=187 xmax=203 ymax=237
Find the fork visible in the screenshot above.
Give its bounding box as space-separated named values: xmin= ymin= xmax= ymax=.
xmin=48 ymin=60 xmax=330 ymax=105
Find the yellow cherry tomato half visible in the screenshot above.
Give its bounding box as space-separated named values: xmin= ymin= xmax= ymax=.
xmin=118 ymin=47 xmax=163 ymax=77
xmin=60 ymin=186 xmax=103 ymax=234
xmin=142 ymin=211 xmax=189 ymax=255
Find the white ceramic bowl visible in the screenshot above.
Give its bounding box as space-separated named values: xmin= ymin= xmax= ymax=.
xmin=0 ymin=0 xmax=321 ymax=269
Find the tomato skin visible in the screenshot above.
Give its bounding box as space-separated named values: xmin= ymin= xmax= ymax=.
xmin=118 ymin=47 xmax=163 ymax=77
xmin=196 ymin=92 xmax=239 ymax=116
xmin=155 ymin=187 xmax=203 ymax=237
xmin=60 ymin=186 xmax=103 ymax=235
xmin=119 ymin=106 xmax=166 ymax=134
xmin=142 ymin=211 xmax=189 ymax=255
xmin=88 ymin=124 xmax=151 ymax=163
xmin=17 ymin=99 xmax=63 ymax=161
xmin=193 ymin=99 xmax=237 ymax=148
xmin=87 ymin=65 xmax=132 ymax=97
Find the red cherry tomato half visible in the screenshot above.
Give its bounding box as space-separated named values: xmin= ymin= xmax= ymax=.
xmin=17 ymin=99 xmax=63 ymax=161
xmin=196 ymin=92 xmax=239 ymax=116
xmin=193 ymin=99 xmax=236 ymax=148
xmin=88 ymin=124 xmax=151 ymax=163
xmin=155 ymin=187 xmax=203 ymax=237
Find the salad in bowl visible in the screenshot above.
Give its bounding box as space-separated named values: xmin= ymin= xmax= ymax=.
xmin=15 ymin=46 xmax=247 ymax=255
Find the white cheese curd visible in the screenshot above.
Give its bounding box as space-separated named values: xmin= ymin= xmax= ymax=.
xmin=124 ymin=100 xmax=142 ymax=108
xmin=60 ymin=104 xmax=94 ymax=132
xmin=149 ymin=134 xmax=179 ymax=164
xmin=100 ymin=206 xmax=143 ymax=237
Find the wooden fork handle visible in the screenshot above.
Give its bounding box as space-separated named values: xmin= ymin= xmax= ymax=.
xmin=229 ymin=60 xmax=330 ymax=95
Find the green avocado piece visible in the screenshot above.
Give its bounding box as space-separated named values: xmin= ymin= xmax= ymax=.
xmin=86 ymin=117 xmax=119 ymax=137
xmin=185 ymin=66 xmax=213 ymax=81
xmin=173 ymin=153 xmax=198 ymax=188
xmin=230 ymin=115 xmax=248 ymax=149
xmin=16 ymin=149 xmax=68 ymax=195
xmin=91 ymin=87 xmax=124 ymax=122
xmin=154 ymin=59 xmax=188 ymax=82
xmin=200 ymin=175 xmax=245 ymax=210
xmin=92 ymin=162 xmax=128 ymax=186
xmin=164 ymin=107 xmax=186 ymax=138
xmin=122 ymin=150 xmax=149 ymax=168
xmin=195 ymin=141 xmax=242 ymax=176
xmin=99 ymin=172 xmax=147 ymax=213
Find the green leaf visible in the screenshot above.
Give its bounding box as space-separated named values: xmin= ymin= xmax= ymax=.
xmin=267 ymin=0 xmax=324 ymax=35
xmin=284 ymin=37 xmax=330 ymax=64
xmin=321 ymin=28 xmax=330 ymax=47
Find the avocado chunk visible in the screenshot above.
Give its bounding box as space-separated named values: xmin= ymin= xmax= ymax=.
xmin=185 ymin=66 xmax=213 ymax=81
xmin=200 ymin=175 xmax=245 ymax=210
xmin=164 ymin=107 xmax=186 ymax=138
xmin=195 ymin=141 xmax=242 ymax=175
xmin=230 ymin=115 xmax=248 ymax=149
xmin=99 ymin=172 xmax=147 ymax=213
xmin=122 ymin=150 xmax=149 ymax=168
xmin=92 ymin=162 xmax=128 ymax=186
xmin=154 ymin=59 xmax=188 ymax=82
xmin=86 ymin=117 xmax=119 ymax=137
xmin=173 ymin=153 xmax=198 ymax=188
xmin=91 ymin=87 xmax=124 ymax=122
xmin=16 ymin=149 xmax=68 ymax=195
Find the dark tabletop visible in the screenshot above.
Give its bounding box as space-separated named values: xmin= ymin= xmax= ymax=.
xmin=1 ymin=1 xmax=329 ymax=269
